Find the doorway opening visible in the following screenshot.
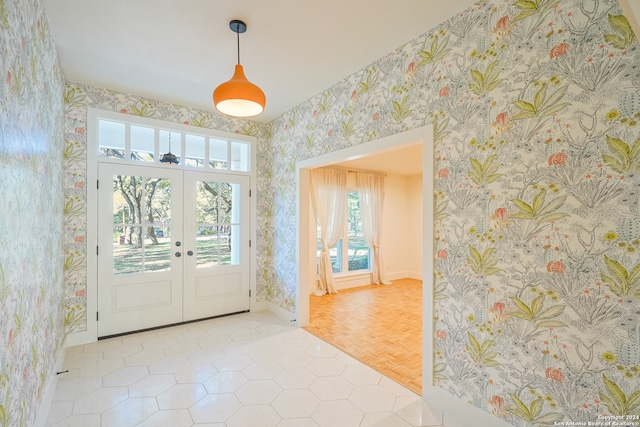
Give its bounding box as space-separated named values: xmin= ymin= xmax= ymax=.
xmin=295 ymin=125 xmax=434 ymax=394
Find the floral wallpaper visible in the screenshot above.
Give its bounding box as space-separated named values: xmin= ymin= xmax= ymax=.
xmin=62 ymin=82 xmax=264 ymax=333
xmin=0 ymin=0 xmax=66 ymax=425
xmin=57 ymin=0 xmax=640 ymax=423
xmin=263 ymin=0 xmax=640 ymax=423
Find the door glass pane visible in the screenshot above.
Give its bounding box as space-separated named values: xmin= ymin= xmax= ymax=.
xmin=144 ymin=226 xmax=171 ymax=272
xmin=99 ymin=120 xmax=125 ymax=158
xmin=195 ymin=181 xmax=240 ymax=267
xmin=231 ymin=141 xmax=250 ymax=172
xmin=209 ymin=139 xmax=228 ymax=169
xmin=185 ymin=134 xmax=205 ymax=167
xmin=112 ymin=174 xmax=172 ymax=275
xmin=196 ymin=226 xmax=219 ymax=267
xmin=159 ymin=130 xmax=181 ymax=164
xmin=218 ymin=183 xmax=232 ymax=223
xmin=130 ymin=125 xmax=155 ymax=162
xmin=114 ymin=226 xmax=142 ymax=275
xmin=217 ymin=227 xmax=232 ymax=266
xmin=113 ymin=226 xmax=136 ymax=275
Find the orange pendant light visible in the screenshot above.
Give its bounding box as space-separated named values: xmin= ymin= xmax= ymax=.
xmin=213 ymin=20 xmax=266 ymax=118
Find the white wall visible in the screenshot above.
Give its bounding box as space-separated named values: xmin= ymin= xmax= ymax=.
xmin=381 ymin=174 xmax=423 ymax=280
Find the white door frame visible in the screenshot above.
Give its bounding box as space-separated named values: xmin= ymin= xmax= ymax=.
xmin=66 ymin=108 xmax=257 ymax=346
xmin=295 ymin=125 xmax=434 ymax=391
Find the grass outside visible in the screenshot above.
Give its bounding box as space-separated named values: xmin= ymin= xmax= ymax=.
xmin=113 ymin=236 xmax=231 ymax=275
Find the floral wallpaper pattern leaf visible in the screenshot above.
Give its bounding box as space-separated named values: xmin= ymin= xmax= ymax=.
xmin=602 ymin=134 xmax=640 ymax=173
xmin=599 ymin=374 xmax=640 ymax=416
xmin=0 ymin=0 xmax=66 ymax=424
xmin=469 ymin=60 xmax=504 ymax=95
xmin=468 ymin=154 xmax=503 ymax=185
xmin=509 ymin=392 xmax=565 ymax=423
xmin=600 ymin=255 xmax=640 ymax=298
xmin=605 ymin=14 xmax=636 ymax=50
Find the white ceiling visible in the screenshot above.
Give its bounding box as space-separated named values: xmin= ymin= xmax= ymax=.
xmin=43 ymin=0 xmax=477 ymax=123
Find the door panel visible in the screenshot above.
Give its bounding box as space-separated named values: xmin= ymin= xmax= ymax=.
xmin=195 ymin=273 xmax=241 ymax=299
xmin=98 ymin=164 xmax=184 ymax=336
xmin=112 ymin=279 xmax=174 ymax=311
xmin=182 ymin=172 xmax=250 ymax=321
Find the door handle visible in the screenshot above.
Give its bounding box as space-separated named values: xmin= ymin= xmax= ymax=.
xmin=187 ymin=250 xmax=194 ymax=256
xmin=175 ymin=252 xmax=182 ymax=257
xmin=175 ymin=241 xmax=181 ymax=247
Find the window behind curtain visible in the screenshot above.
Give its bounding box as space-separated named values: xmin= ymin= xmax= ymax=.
xmin=316 ymin=191 xmax=371 ymax=274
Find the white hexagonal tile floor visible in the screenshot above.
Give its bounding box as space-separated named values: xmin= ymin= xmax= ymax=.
xmin=45 ymin=311 xmax=470 ymax=427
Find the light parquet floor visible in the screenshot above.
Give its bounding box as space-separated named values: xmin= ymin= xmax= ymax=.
xmin=303 ymin=278 xmax=422 ymax=395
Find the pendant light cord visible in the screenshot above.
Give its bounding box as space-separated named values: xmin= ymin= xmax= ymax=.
xmin=236 ymin=29 xmax=240 ymax=65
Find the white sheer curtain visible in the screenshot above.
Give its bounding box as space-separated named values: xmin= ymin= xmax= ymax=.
xmin=310 ymin=168 xmax=347 ymax=296
xmin=357 ymin=172 xmax=391 ymax=285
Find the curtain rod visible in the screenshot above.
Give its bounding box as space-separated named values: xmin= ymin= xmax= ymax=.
xmin=318 ymin=166 xmax=387 ymax=177
xmin=347 ymin=169 xmax=387 ymax=177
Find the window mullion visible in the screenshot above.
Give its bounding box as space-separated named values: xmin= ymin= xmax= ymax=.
xmin=205 ymin=136 xmax=210 ymax=169
xmin=154 ymin=128 xmax=159 ymax=163
xmin=125 ymin=123 xmax=131 ymax=160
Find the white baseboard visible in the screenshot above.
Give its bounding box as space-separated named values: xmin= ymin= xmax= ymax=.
xmin=33 ymin=342 xmax=67 ymax=427
xmin=308 ymin=273 xmax=373 ymax=294
xmin=386 ymin=271 xmax=423 ymax=281
xmin=265 ymin=301 xmax=297 ymax=323
xmin=308 ymin=271 xmax=425 ymax=295
xmin=423 ymin=386 xmax=512 ymax=427
xmin=252 ymin=300 xmax=268 ymax=312
xmin=334 ymin=273 xmax=373 ymax=290
xmin=65 ymin=329 xmax=97 ymax=348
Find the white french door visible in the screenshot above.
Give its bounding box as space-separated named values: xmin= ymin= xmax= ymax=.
xmin=97 ymin=163 xmax=250 ymax=337
xmin=182 ymin=171 xmax=250 ymax=322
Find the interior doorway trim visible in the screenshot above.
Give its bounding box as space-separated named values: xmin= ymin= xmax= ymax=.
xmin=295 ymin=125 xmax=434 ymax=390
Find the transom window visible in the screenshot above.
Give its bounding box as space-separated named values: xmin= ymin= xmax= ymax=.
xmin=96 ymin=114 xmax=251 ymax=172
